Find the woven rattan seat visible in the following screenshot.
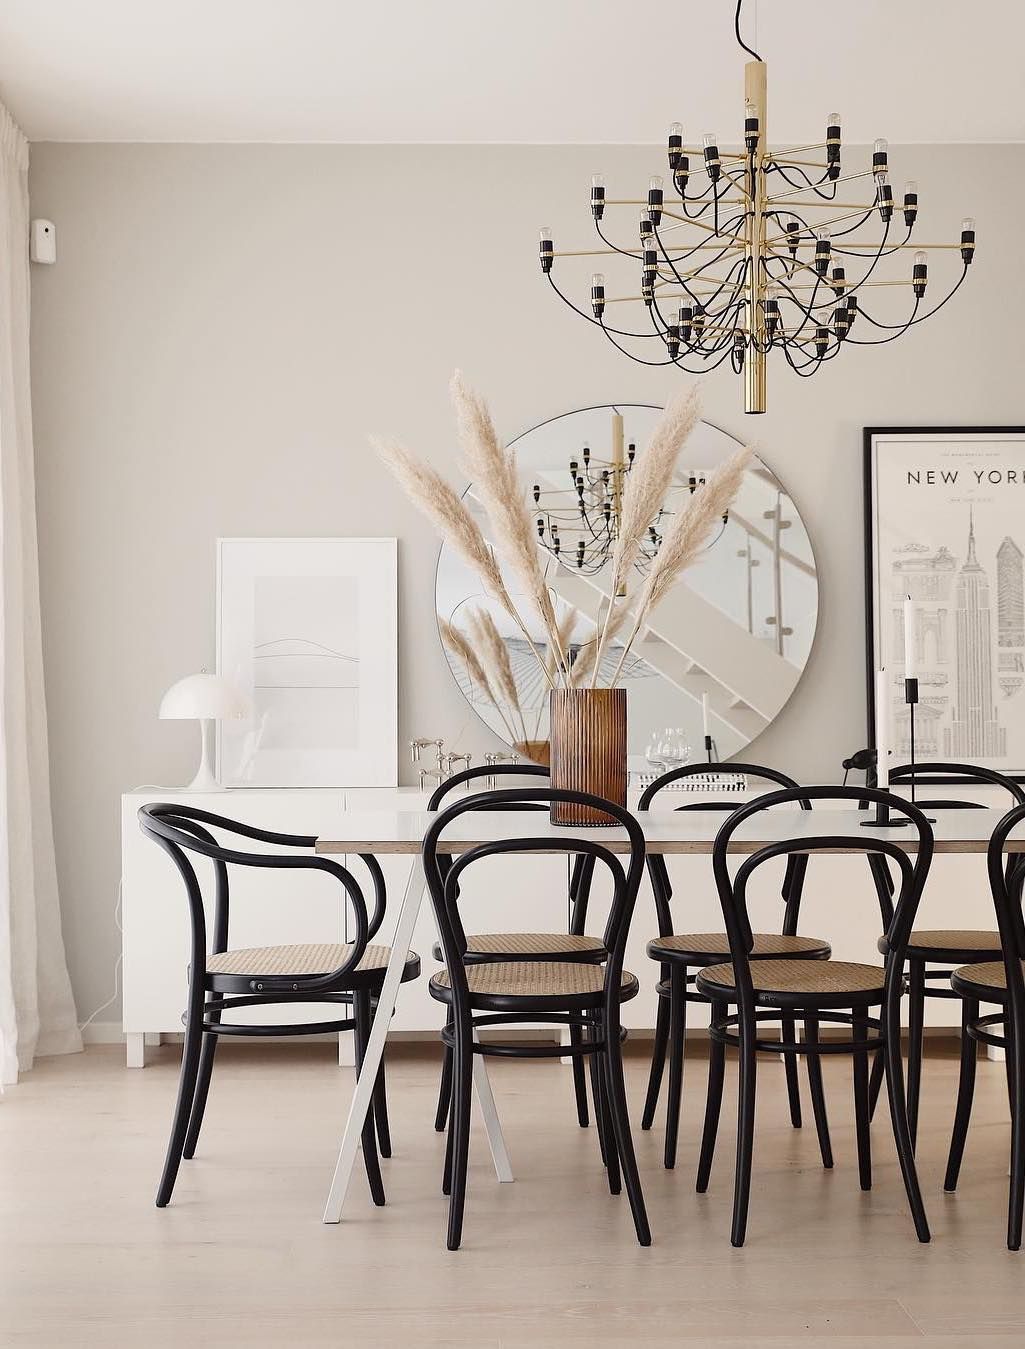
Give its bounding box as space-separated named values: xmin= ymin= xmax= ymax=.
xmin=648 ymin=931 xmax=830 ymax=961
xmin=430 ymin=960 xmax=638 ymax=1007
xmin=430 ymin=931 xmax=605 ymax=963
xmin=951 ymin=959 xmax=1025 ymax=998
xmin=697 ymin=958 xmax=886 ymax=1002
xmin=905 ymin=928 xmax=1001 ymax=954
xmin=207 ymin=943 xmax=419 ymax=979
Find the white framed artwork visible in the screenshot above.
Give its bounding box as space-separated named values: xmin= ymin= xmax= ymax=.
xmin=216 ymin=538 xmax=397 ymax=787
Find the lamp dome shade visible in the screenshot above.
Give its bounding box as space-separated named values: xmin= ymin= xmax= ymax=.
xmin=159 ymin=672 xmax=251 ymax=721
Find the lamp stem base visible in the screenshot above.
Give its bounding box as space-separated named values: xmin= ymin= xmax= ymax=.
xmin=186 ymin=719 xmax=220 ymax=792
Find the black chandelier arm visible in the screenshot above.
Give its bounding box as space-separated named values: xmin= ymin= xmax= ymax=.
xmin=855 ymin=264 xmax=968 ymax=334
xmin=545 ymin=274 xmax=672 ymax=341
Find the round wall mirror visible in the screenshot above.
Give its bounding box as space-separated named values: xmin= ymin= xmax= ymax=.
xmin=435 ymin=403 xmax=818 ymax=769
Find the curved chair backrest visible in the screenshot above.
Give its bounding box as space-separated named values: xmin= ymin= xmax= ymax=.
xmin=889 ymin=761 xmax=1025 ymax=813
xmin=637 ymin=762 xmax=810 ymax=940
xmin=428 ymin=762 xmax=595 ymax=935
xmin=138 ymin=803 xmax=375 ymax=993
xmin=423 ymin=787 xmax=646 ymax=1012
xmin=711 ymin=785 xmax=934 ymax=1014
xmin=988 ymin=803 xmax=1025 ymax=998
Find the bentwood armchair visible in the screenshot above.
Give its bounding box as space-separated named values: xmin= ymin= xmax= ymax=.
xmin=139 ymin=803 xmax=419 ymax=1208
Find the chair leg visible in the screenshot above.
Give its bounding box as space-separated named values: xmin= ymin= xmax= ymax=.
xmin=602 ymin=1007 xmax=651 ymax=1247
xmin=182 ymin=998 xmax=220 ymax=1160
xmin=569 ymin=1021 xmax=590 ymax=1128
xmin=804 ymin=1014 xmax=833 ymax=1170
xmin=435 ymin=1012 xmax=454 ymax=1132
xmin=1003 ymin=1014 xmax=1019 ymax=1251
xmin=697 ymin=999 xmax=727 ymax=1193
xmin=780 ymin=1011 xmax=802 ymax=1129
xmin=943 ymin=995 xmax=979 ymax=1192
xmin=867 ymin=1046 xmax=885 ymax=1121
xmin=155 ymin=983 xmax=204 ymax=1207
xmin=664 ymin=965 xmax=687 ymax=1169
xmin=852 ymin=1008 xmax=872 ymax=1191
xmin=596 ymin=1030 xmax=621 ymax=1196
xmin=730 ymin=1010 xmax=757 ymax=1248
xmin=446 ymin=1010 xmax=474 ymax=1251
xmin=883 ymin=986 xmax=931 ymax=1243
xmin=641 ymin=984 xmax=671 ymax=1131
xmin=353 ymin=990 xmax=386 ymax=1207
xmin=906 ymin=959 xmax=926 ymax=1150
xmin=588 ymin=1012 xmax=610 ymax=1169
xmin=373 ymin=1057 xmax=392 ymax=1159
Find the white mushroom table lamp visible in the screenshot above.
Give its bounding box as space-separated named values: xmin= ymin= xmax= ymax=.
xmin=158 ymin=672 xmax=251 ymax=791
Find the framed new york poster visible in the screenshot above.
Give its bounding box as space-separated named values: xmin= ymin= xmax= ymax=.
xmin=865 ymin=427 xmax=1025 ymax=774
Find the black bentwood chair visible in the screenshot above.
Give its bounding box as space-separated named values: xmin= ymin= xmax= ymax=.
xmin=694 ymin=786 xmax=934 ymax=1248
xmin=138 ymin=803 xmax=420 ymax=1208
xmin=638 ymin=763 xmax=831 ymax=1169
xmin=423 ymin=787 xmax=649 ymax=1250
xmin=428 ymin=765 xmax=601 ymax=1134
xmin=873 ymin=763 xmax=1025 ymax=1146
xmin=945 ymin=802 xmax=1025 ymax=1247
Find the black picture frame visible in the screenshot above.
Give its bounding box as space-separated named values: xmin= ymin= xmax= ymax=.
xmin=863 ymin=425 xmax=1025 ymax=781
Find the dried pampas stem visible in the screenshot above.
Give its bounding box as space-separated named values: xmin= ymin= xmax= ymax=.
xmin=610 ymin=442 xmax=752 ymax=686
xmin=571 ymin=599 xmax=631 ymax=688
xmin=439 ymin=618 xmax=519 ymax=743
xmin=450 ymin=371 xmax=569 ymax=681
xmin=465 ymin=607 xmax=528 ymax=743
xmin=372 ymin=434 xmax=556 ymax=690
xmin=591 ymin=385 xmax=702 ymax=685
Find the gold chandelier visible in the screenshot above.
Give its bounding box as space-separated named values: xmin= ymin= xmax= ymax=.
xmin=538 ymin=0 xmax=976 ymax=414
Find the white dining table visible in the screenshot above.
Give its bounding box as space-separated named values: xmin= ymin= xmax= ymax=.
xmin=316 ymin=805 xmax=1019 ymax=1223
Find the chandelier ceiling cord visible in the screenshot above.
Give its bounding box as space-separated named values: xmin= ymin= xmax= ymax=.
xmin=538 ymin=0 xmax=976 ymax=413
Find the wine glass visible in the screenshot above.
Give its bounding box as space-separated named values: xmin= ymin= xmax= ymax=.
xmin=659 ymin=728 xmax=691 ymax=772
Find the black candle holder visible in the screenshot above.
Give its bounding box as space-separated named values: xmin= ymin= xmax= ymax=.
xmin=704 ymin=733 xmax=716 ymax=764
xmin=861 ymin=674 xmax=929 ymax=827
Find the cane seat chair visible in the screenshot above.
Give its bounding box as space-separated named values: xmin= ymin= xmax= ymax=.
xmin=424 ymin=786 xmax=649 ymax=1250
xmin=871 ymin=762 xmax=1025 ymax=1146
xmin=138 ymin=804 xmax=420 ymax=1208
xmin=694 ymin=785 xmax=934 ymax=1248
xmin=637 ymin=763 xmax=831 ymax=1169
xmin=944 ymin=801 xmax=1025 ymax=1248
xmin=428 ymin=765 xmax=601 ymax=1133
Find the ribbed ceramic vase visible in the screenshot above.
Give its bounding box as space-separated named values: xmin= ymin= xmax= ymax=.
xmin=548 ymin=688 xmax=627 ymax=826
xmin=514 ymin=739 xmax=551 ymax=768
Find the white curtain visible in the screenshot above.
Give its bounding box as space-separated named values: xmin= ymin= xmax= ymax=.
xmin=0 ymin=101 xmax=81 ymax=1082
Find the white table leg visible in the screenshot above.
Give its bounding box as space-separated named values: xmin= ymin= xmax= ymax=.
xmin=126 ymin=1032 xmax=146 ymax=1068
xmin=473 ymin=1032 xmax=514 ymax=1183
xmin=337 ymin=1032 xmax=355 ymax=1067
xmin=323 ymin=855 xmax=513 ymax=1222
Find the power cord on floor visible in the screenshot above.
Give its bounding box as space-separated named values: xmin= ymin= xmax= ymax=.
xmin=77 ymin=879 xmax=123 ymax=1033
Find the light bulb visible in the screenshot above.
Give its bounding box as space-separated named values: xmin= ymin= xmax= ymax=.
xmin=874 ymin=138 xmax=888 ymax=155
xmin=649 ymin=174 xmax=664 ymax=191
xmin=816 ymin=228 xmax=831 ymax=242
xmin=914 ymin=250 xmax=927 ymax=268
xmin=639 ymin=211 xmax=653 ymax=237
xmin=962 ymin=217 xmax=976 ymax=233
xmin=904 ymin=179 xmax=918 ymax=197
xmin=592 ymin=272 xmax=605 ymax=287
xmin=669 ymin=121 xmax=683 ymax=139
xmin=703 ymin=132 xmax=717 ymax=150
xmin=539 ymin=226 xmax=551 ymax=242
xmin=827 ymin=112 xmax=841 ymax=127
xmin=591 ymin=173 xmax=605 ymax=189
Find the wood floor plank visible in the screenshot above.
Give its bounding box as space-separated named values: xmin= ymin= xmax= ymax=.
xmin=2 ymin=1043 xmax=1024 ymax=1345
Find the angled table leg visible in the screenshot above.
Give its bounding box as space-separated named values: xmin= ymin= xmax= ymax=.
xmin=323 ymin=855 xmax=512 ymax=1223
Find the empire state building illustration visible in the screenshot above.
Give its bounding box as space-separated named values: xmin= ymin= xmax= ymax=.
xmin=944 ymin=509 xmax=1007 ymax=758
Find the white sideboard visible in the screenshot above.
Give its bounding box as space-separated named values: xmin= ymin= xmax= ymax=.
xmin=122 ymin=784 xmax=1003 ymax=1066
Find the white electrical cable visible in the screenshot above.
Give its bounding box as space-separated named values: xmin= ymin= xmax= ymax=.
xmin=77 ymin=879 xmax=123 ymax=1032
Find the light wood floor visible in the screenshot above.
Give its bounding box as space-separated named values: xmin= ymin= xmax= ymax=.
xmin=3 ymin=1041 xmax=1025 ymax=1347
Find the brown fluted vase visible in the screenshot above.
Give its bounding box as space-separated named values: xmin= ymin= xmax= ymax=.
xmin=514 ymin=739 xmax=551 ymax=767
xmin=548 ymin=688 xmax=627 ymax=826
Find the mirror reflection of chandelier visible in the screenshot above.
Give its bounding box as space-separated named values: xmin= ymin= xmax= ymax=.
xmin=537 ymin=0 xmax=976 ymax=414
xmin=531 ymin=408 xmax=726 ymax=577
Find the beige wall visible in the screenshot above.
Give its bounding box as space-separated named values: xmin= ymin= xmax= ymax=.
xmin=27 ymin=143 xmax=1024 ymax=1022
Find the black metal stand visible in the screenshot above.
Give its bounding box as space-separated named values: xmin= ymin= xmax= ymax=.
xmin=704 ymin=734 xmax=716 ymax=764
